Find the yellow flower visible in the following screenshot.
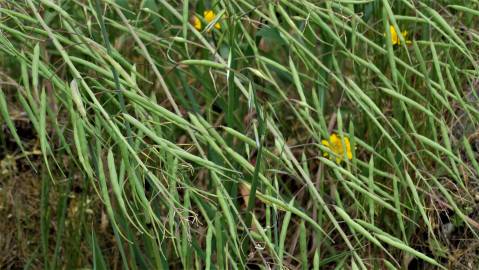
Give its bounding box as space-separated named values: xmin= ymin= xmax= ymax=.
xmin=203 ymin=10 xmax=221 ymax=30
xmin=321 ymin=133 xmax=353 ymax=164
xmin=389 ymin=25 xmax=411 ymax=45
xmin=192 ymin=15 xmax=202 ymax=30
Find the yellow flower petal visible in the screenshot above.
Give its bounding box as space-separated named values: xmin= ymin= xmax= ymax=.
xmin=204 ymin=10 xmax=221 ymax=30
xmin=192 ymin=15 xmax=202 ymax=30
xmin=321 ymin=133 xmax=353 ymax=163
xmin=321 ymin=140 xmax=329 ymax=157
xmin=388 ymin=25 xmax=411 ymax=45
xmin=204 ymin=10 xmax=216 ymax=23
xmin=389 ymin=26 xmax=399 ymax=45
